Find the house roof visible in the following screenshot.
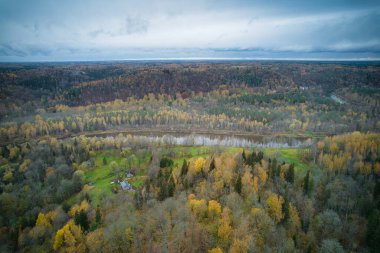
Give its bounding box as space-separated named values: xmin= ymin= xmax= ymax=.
xmin=120 ymin=181 xmax=131 ymax=190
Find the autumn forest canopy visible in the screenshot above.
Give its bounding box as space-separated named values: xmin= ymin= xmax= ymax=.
xmin=0 ymin=61 xmax=380 ymax=253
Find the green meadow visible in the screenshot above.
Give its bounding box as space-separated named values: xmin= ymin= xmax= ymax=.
xmin=74 ymin=146 xmax=308 ymax=205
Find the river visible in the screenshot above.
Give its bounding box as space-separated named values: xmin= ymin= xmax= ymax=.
xmin=101 ymin=133 xmax=313 ymax=148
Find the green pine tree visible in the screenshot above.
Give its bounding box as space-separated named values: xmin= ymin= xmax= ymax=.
xmin=180 ymin=159 xmax=188 ymax=177
xmin=209 ymin=158 xmax=216 ymax=172
xmin=96 ymin=205 xmax=101 ymax=224
xmin=285 ymin=163 xmax=295 ymax=184
xmin=74 ymin=210 xmax=89 ymax=231
xmin=235 ymin=173 xmax=242 ymax=194
xmin=303 ymin=170 xmax=310 ymax=196
xmin=168 ymin=176 xmax=175 ymax=197
xmin=282 ymin=188 xmax=290 ymax=222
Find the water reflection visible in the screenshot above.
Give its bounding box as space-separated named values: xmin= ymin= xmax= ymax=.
xmin=113 ymin=133 xmax=313 ymax=148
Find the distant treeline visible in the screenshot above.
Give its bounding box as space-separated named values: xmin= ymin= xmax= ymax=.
xmin=1 ymin=62 xmax=379 ymax=111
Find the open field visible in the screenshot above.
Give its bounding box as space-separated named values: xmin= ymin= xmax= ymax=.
xmin=264 ymin=148 xmax=309 ymax=173
xmin=76 ymin=145 xmax=309 ymax=205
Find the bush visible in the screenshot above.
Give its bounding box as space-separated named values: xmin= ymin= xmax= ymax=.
xmin=159 ymin=157 xmax=173 ymax=168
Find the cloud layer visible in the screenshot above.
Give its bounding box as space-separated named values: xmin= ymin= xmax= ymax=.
xmin=1 ymin=0 xmax=380 ymax=61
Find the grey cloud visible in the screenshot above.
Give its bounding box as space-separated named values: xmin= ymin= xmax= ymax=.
xmin=28 ymin=46 xmax=52 ymax=56
xmin=0 ymin=0 xmax=380 ymax=61
xmin=123 ymin=16 xmax=149 ymax=35
xmin=321 ymin=12 xmax=380 ymax=46
xmin=0 ymin=44 xmax=27 ymax=57
xmin=89 ymin=29 xmax=110 ymax=38
xmin=292 ymin=11 xmax=380 ymax=52
xmin=87 ymin=16 xmax=149 ymax=38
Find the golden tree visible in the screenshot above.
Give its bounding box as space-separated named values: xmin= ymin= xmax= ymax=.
xmin=208 ymin=200 xmax=222 ymax=217
xmin=218 ymin=207 xmax=233 ymax=244
xmin=208 ymin=247 xmax=223 ymax=253
xmin=194 ymin=157 xmax=206 ymax=173
xmin=266 ymin=192 xmax=284 ymax=223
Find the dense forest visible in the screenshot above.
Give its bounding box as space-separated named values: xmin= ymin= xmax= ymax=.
xmin=1 ymin=62 xmax=379 ymax=114
xmin=0 ymin=62 xmax=380 ymax=253
xmin=0 ymin=62 xmax=379 ymax=144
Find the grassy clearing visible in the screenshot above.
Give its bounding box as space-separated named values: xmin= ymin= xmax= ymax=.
xmin=82 ymin=149 xmax=152 ymax=204
xmin=128 ymin=176 xmax=146 ymax=188
xmin=78 ymin=145 xmax=307 ymax=205
xmin=83 ymin=150 xmax=121 ymax=204
xmin=263 ymin=148 xmax=309 ymax=173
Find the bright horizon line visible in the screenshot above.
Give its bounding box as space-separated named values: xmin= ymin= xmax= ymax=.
xmin=1 ymin=56 xmax=380 ymax=63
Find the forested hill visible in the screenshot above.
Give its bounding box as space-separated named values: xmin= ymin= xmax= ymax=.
xmin=1 ymin=62 xmax=379 ymax=109
xmin=1 ymin=62 xmax=379 ymax=144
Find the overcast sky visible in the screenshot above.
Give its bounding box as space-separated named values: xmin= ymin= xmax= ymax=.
xmin=1 ymin=0 xmax=380 ymax=61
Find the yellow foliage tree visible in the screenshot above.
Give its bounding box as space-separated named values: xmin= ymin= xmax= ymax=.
xmin=266 ymin=193 xmax=284 ymax=223
xmin=250 ymin=207 xmax=269 ymax=249
xmin=35 ymin=213 xmax=52 ymax=229
xmin=63 ymin=227 xmax=76 ymax=246
xmin=9 ymin=146 xmax=19 ymax=160
xmin=374 ymin=162 xmax=380 ymax=175
xmin=317 ymin=141 xmax=325 ymax=151
xmin=330 ymin=142 xmax=339 ymax=154
xmin=53 ymin=220 xmax=85 ymax=252
xmin=194 ymin=157 xmax=206 ymax=173
xmin=50 ymin=137 xmax=58 ymax=147
xmin=2 ymin=169 xmax=13 ymax=182
xmin=68 ymin=200 xmax=89 ymax=217
xmin=257 ymin=166 xmax=267 ymax=185
xmin=317 ymin=132 xmax=380 ymax=175
xmin=188 ymin=197 xmax=207 ymax=218
xmin=86 ymin=229 xmax=104 ymax=252
xmin=218 ymin=208 xmax=233 ymax=243
xmin=125 ymin=227 xmax=133 ymax=246
xmin=208 ymin=200 xmax=222 ymax=217
xmin=253 ymin=176 xmax=259 ymax=194
xmin=289 ymin=203 xmax=301 ymax=229
xmin=229 ymin=237 xmax=250 ymax=253
xmin=53 ymin=228 xmax=65 ymax=250
xmin=45 ymin=210 xmax=58 ymax=223
xmin=354 ymin=161 xmax=365 ymax=173
xmin=208 ymin=247 xmax=223 ymax=253
xmin=19 ymin=159 xmax=31 ymax=173
xmin=241 ymin=170 xmax=253 ymax=195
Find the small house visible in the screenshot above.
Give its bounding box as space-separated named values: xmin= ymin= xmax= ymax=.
xmin=126 ymin=168 xmax=136 ymax=178
xmin=120 ymin=181 xmax=132 ymax=191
